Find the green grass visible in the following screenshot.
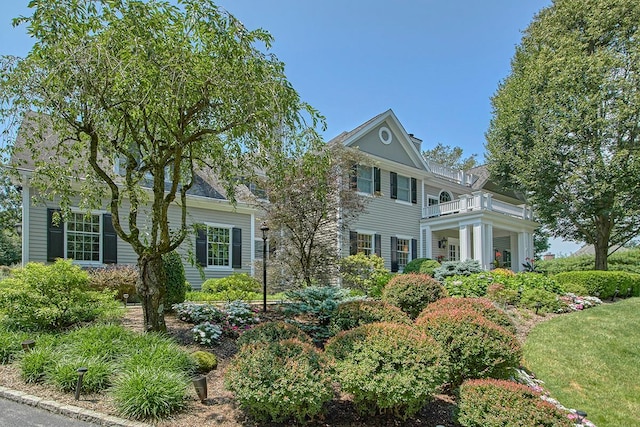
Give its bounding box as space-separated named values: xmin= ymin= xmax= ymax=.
xmin=523 ymin=298 xmax=640 ymax=427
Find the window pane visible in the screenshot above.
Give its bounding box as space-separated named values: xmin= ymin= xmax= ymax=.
xmin=357 ymin=233 xmax=373 ymax=255
xmin=207 ymin=227 xmax=230 ymax=267
xmin=397 ymin=238 xmax=410 ymax=270
xmin=66 ymin=213 xmax=100 ymax=262
xmin=357 ymin=166 xmax=373 ymax=194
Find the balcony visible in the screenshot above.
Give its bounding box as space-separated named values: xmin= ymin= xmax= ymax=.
xmin=422 ymin=192 xmax=533 ymax=220
xmin=426 ymin=160 xmax=474 ymax=186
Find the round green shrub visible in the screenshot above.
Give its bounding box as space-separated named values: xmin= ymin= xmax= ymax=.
xmin=201 ymin=273 xmax=260 ymax=302
xmin=402 ymin=258 xmax=441 ymax=276
xmin=192 ymin=350 xmax=218 ymax=373
xmin=553 ymin=270 xmax=640 ymax=299
xmin=433 ymin=259 xmax=483 ymax=282
xmin=457 ymin=379 xmax=574 ymax=427
xmin=339 ymin=253 xmax=391 ymax=297
xmin=224 ymin=339 xmax=333 ymax=423
xmin=325 ymin=322 xmax=447 ymax=419
xmin=329 ymin=300 xmax=411 ymax=335
xmin=112 ymin=367 xmax=189 ymax=420
xmin=417 ymin=297 xmax=516 ymax=333
xmin=519 ymin=288 xmax=564 ymax=313
xmin=236 ymin=321 xmax=311 ymax=347
xmin=163 ymin=251 xmax=187 ymax=309
xmin=382 ymin=274 xmax=446 ymax=319
xmin=416 ymin=308 xmax=522 ymax=388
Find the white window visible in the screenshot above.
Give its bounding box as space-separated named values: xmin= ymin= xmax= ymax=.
xmin=207 ymin=226 xmax=231 ymax=267
xmin=357 ymin=233 xmax=373 ymax=255
xmin=449 ymin=244 xmax=459 ymax=261
xmin=439 ymin=191 xmax=452 ymax=203
xmin=397 ymin=238 xmax=410 ymax=270
xmin=66 ymin=212 xmax=101 ymax=263
xmin=397 ymin=175 xmax=411 ymax=202
xmin=357 ymin=165 xmax=373 ymax=194
xmin=427 ymin=195 xmax=439 ymax=206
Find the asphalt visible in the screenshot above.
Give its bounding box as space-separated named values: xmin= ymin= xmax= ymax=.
xmin=0 ymin=386 xmax=148 ymax=427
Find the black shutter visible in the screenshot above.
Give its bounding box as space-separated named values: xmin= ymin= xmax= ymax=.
xmin=411 ymin=178 xmax=417 ymax=204
xmin=102 ymin=213 xmax=117 ymax=264
xmin=349 ymin=231 xmax=358 ymax=255
xmin=375 ymin=234 xmax=382 ymax=257
xmin=232 ymin=227 xmax=242 ymax=268
xmin=411 ymin=238 xmax=418 ymax=261
xmin=390 ymin=172 xmax=397 ymax=199
xmin=350 ymin=164 xmax=358 ymax=190
xmin=390 ymin=236 xmax=398 ymax=272
xmin=195 ymin=226 xmax=207 ymax=266
xmin=47 ymin=208 xmax=64 ymax=261
xmin=374 ymin=167 xmax=381 ymax=193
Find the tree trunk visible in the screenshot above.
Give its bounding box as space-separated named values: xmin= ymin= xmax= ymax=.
xmin=137 ymin=253 xmax=167 ymax=332
xmin=593 ymin=241 xmax=608 ymax=271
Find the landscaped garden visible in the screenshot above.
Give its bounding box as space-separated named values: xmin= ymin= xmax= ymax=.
xmin=0 ymin=255 xmax=638 ymax=426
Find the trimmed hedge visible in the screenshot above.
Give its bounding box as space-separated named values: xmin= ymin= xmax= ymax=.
xmin=329 ymin=300 xmax=411 ymax=335
xmin=201 ymin=273 xmax=261 ymax=302
xmin=416 ymin=308 xmax=522 ymax=388
xmin=325 ymin=322 xmax=447 ymax=419
xmin=457 ymin=379 xmax=573 ymax=427
xmin=382 ymin=274 xmax=446 ymax=319
xmin=553 ymin=270 xmax=640 ymax=299
xmin=417 ymin=297 xmax=515 ymax=333
xmin=402 ymin=258 xmax=441 ymax=276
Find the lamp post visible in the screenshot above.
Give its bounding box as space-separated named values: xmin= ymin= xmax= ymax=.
xmin=260 ymin=222 xmax=269 ymax=313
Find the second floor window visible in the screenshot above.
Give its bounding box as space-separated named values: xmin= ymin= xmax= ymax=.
xmin=207 ymin=226 xmax=230 ymax=267
xmin=357 ymin=165 xmax=373 ymax=194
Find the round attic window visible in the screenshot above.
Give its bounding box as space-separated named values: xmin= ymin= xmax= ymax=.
xmin=379 ymin=127 xmax=392 ymax=144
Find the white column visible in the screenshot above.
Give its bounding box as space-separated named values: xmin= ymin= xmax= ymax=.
xmin=484 ymin=223 xmax=494 ymax=270
xmin=517 ymin=232 xmax=534 ymax=269
xmin=423 ymin=226 xmax=432 ymax=259
xmin=473 ymin=222 xmax=483 ymax=267
xmin=21 ymin=181 xmax=29 ymax=266
xmin=510 ymin=233 xmax=520 ymax=271
xmin=459 ymin=224 xmax=471 ymax=261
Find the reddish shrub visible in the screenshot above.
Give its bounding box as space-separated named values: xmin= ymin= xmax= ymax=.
xmin=382 ymin=274 xmax=446 ymax=319
xmin=417 ymin=297 xmax=516 ymax=333
xmin=457 ymin=378 xmax=573 ymax=427
xmin=416 ymin=308 xmax=521 ymax=388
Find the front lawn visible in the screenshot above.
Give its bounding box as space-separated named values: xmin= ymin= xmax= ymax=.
xmin=523 ymin=297 xmax=640 ymax=427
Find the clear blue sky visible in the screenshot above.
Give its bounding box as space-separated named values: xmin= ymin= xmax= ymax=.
xmin=0 ymin=0 xmax=581 ymax=255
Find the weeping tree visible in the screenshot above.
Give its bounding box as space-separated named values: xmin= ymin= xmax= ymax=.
xmin=486 ymin=0 xmax=640 ymax=270
xmin=0 ymin=0 xmax=322 ymax=331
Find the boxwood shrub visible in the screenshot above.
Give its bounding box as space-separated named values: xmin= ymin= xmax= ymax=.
xmin=236 ymin=320 xmax=311 ymax=347
xmin=417 ymin=297 xmax=515 ymax=333
xmin=382 ymin=274 xmax=446 ymax=319
xmin=402 ymin=258 xmax=441 ymax=276
xmin=225 ymin=339 xmax=333 ymax=423
xmin=553 ymin=270 xmax=640 ymax=299
xmin=201 ymin=273 xmax=261 ymax=302
xmin=416 ymin=308 xmax=521 ymax=388
xmin=325 ymin=322 xmax=447 ymax=419
xmin=329 ymin=300 xmax=411 ymax=335
xmin=457 ymin=379 xmax=573 ymax=427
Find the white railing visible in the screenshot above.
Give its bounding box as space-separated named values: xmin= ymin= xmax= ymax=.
xmin=422 ymin=192 xmax=533 ymax=220
xmin=426 ymin=160 xmax=474 ymax=186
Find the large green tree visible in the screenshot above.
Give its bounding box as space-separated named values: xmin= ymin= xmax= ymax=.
xmin=0 ymin=0 xmax=322 ymax=331
xmin=486 ymin=0 xmax=640 ymax=270
xmin=422 ymin=142 xmax=477 ymax=171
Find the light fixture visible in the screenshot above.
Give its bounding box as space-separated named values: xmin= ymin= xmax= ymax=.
xmin=575 ymin=410 xmax=587 ymax=424
xmin=75 ymin=367 xmax=88 ymax=400
xmin=21 ymin=339 xmax=35 ymax=352
xmin=438 ymin=237 xmax=448 ymax=248
xmin=192 ymin=375 xmax=208 ymax=403
xmin=123 ymin=293 xmax=129 ymax=307
xmin=260 ymin=222 xmax=270 ymax=313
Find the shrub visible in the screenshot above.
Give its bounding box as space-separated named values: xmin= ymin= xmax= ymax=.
xmin=457 ymin=379 xmax=574 ymax=427
xmin=0 ymin=328 xmax=29 ymax=364
xmin=223 ymin=300 xmax=259 ymax=337
xmin=0 ymin=260 xmax=118 ymax=331
xmin=536 ymin=248 xmax=640 ymax=275
xmin=382 ymin=274 xmax=446 ymax=319
xmin=192 ymin=350 xmax=218 ymax=373
xmin=172 ymin=302 xmax=225 ymax=324
xmin=519 ymin=288 xmax=564 ymax=313
xmin=284 ymin=285 xmax=354 ymax=344
xmin=417 ymin=297 xmax=516 ymax=333
xmin=47 ymin=356 xmax=113 ymax=393
xmin=443 ymin=273 xmax=495 ymax=297
xmin=88 ymin=264 xmax=139 ymax=302
xmin=163 ymin=251 xmax=187 ymax=309
xmin=201 ymin=273 xmax=260 ymax=302
xmin=339 ymin=253 xmax=391 ymax=297
xmin=192 ymin=322 xmax=223 ymax=347
xmin=403 ymin=258 xmax=441 ymax=276
xmin=433 ymin=259 xmax=483 ymax=282
xmin=112 ymin=367 xmax=189 ymax=420
xmin=416 ymin=308 xmax=522 ymax=388
xmin=225 ymin=339 xmax=333 ymax=423
xmin=486 ymin=283 xmax=520 ymax=306
xmin=329 ymin=300 xmax=411 ymax=335
xmin=325 ymin=322 xmax=447 ymax=418
xmin=554 ymin=270 xmax=640 ymax=299
xmin=236 ymin=321 xmax=311 ymax=347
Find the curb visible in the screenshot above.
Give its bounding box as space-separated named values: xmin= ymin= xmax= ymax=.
xmin=0 ymin=386 xmax=149 ymax=427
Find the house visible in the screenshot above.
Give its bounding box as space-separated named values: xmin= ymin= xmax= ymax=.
xmin=332 ymin=110 xmax=537 ymax=272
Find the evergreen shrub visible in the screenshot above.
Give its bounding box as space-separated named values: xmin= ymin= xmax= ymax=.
xmin=163 ymin=251 xmax=187 ymax=309
xmin=382 ymin=274 xmax=446 ymax=319
xmin=201 ymin=273 xmax=261 ymax=302
xmin=329 ymin=299 xmax=411 ymax=336
xmin=417 ymin=297 xmax=515 ymax=333
xmin=402 ymin=258 xmax=441 ymax=276
xmin=236 ymin=320 xmax=311 ymax=347
xmin=553 ymin=270 xmax=640 ymax=299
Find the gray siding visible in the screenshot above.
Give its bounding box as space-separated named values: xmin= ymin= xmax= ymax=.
xmin=352 ymin=122 xmax=417 ymax=167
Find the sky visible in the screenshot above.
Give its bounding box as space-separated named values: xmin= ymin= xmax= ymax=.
xmin=0 ymin=0 xmax=582 ymax=256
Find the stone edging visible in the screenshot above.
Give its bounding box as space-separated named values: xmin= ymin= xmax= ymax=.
xmin=0 ymin=386 xmax=149 ymax=427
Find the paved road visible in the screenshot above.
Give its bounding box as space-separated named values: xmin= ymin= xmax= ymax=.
xmin=0 ymin=398 xmax=100 ymax=427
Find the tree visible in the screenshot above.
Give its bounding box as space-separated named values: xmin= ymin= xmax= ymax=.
xmin=0 ymin=0 xmax=322 ymax=331
xmin=533 ymin=228 xmax=550 ymax=259
xmin=0 ymin=174 xmax=21 ymax=233
xmin=486 ymin=0 xmax=640 ymax=270
xmin=257 ymin=144 xmax=369 ymax=287
xmin=422 ymin=143 xmax=477 ymax=170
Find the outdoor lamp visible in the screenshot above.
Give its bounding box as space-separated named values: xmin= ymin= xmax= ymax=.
xmin=260 ymin=222 xmax=269 ymax=313
xmin=575 ymin=410 xmax=587 ymax=424
xmin=123 ymin=293 xmax=129 ymax=307
xmin=21 ymin=339 xmax=35 ymax=352
xmin=192 ymin=376 xmax=208 ymax=403
xmin=75 ymin=367 xmax=88 ymax=400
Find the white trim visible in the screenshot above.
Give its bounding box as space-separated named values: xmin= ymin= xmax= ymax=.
xmin=378 ymin=126 xmax=392 ymax=144
xmin=250 ymin=213 xmax=255 ymax=276
xmin=355 ymin=229 xmax=377 ymax=236
xmin=203 ymin=222 xmax=234 ymax=270
xmin=395 ymin=200 xmax=412 ymax=207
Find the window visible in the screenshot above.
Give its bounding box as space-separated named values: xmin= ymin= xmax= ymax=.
xmin=396 ymin=175 xmax=411 ymax=202
xmin=427 ymin=196 xmax=439 ymax=206
xmin=66 ymin=212 xmax=101 ymax=262
xmin=439 ymin=191 xmax=452 ymax=203
xmin=397 ymin=238 xmax=410 ymax=270
xmin=449 ymin=244 xmax=458 ymax=261
xmin=357 ymin=165 xmax=373 ymax=194
xmin=207 ymin=226 xmax=231 ymax=267
xmin=357 ymin=233 xmax=373 ymax=255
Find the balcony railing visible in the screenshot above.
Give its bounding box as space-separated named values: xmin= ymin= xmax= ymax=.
xmin=426 ymin=160 xmax=474 ymax=186
xmin=422 ymin=192 xmax=533 ymax=220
